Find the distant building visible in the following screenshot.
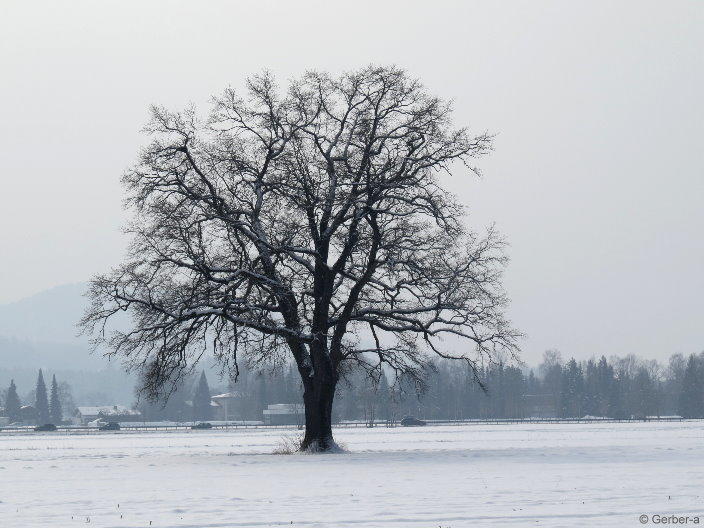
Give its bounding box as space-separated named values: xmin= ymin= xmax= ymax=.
xmin=263 ymin=403 xmax=304 ymax=425
xmin=211 ymin=392 xmax=244 ymax=421
xmin=74 ymin=405 xmax=142 ymax=424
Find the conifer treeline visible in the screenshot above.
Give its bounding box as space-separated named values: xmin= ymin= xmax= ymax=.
xmin=1 ymin=370 xmax=65 ymax=424
xmin=368 ymin=351 xmax=704 ymax=421
xmin=8 ymin=352 xmax=701 ymax=424
xmin=138 ymin=351 xmax=704 ymax=422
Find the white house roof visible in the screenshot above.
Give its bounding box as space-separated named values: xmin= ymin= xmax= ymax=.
xmin=211 ymin=392 xmax=243 ymax=400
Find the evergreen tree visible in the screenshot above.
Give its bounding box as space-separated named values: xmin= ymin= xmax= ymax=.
xmin=526 ymin=370 xmax=539 ymax=394
xmin=35 ymin=369 xmax=50 ymax=424
xmin=678 ymin=355 xmax=703 ymax=418
xmin=634 ymin=367 xmax=656 ymax=418
xmin=664 ymin=353 xmax=687 ymax=415
xmin=50 ymin=374 xmax=62 ymax=424
xmin=5 ymin=379 xmax=22 ymax=422
xmin=192 ymin=371 xmax=212 ymax=421
xmin=376 ymin=371 xmax=391 ymax=421
xmin=559 ymin=359 xmax=585 ymax=418
xmin=505 ymin=366 xmax=526 ymax=418
xmin=596 ymin=356 xmax=615 ymax=416
xmin=540 ymin=350 xmax=563 ymax=416
xmin=609 ymin=370 xmax=626 ymax=419
xmin=583 ymin=359 xmax=599 ymax=416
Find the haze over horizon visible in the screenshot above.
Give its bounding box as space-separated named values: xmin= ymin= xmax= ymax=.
xmin=1 ymin=0 xmax=702 ymax=365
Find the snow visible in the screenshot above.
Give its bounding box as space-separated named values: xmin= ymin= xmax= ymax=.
xmin=1 ymin=421 xmax=702 ymax=527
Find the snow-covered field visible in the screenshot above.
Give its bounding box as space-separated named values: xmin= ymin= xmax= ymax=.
xmin=1 ymin=422 xmax=702 ymax=527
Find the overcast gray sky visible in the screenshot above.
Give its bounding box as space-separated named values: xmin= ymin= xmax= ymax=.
xmin=1 ymin=0 xmax=702 ymax=364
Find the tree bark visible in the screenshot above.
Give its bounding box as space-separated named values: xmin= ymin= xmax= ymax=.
xmin=300 ymin=375 xmax=338 ymax=452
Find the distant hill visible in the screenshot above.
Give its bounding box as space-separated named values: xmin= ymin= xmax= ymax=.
xmin=0 ymin=282 xmax=88 ymax=343
xmin=0 ymin=283 xmax=137 ymax=404
xmin=0 ymin=283 xmax=124 ymax=371
xmin=0 ymin=336 xmax=106 ymax=370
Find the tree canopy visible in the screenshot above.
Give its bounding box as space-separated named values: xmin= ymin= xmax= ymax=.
xmin=35 ymin=369 xmax=50 ymax=425
xmin=50 ymin=374 xmax=63 ymax=424
xmin=5 ymin=380 xmax=21 ymax=423
xmin=82 ymin=65 xmax=519 ymax=450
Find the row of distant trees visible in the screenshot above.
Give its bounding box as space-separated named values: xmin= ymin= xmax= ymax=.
xmin=134 ymin=350 xmax=704 ymax=423
xmin=4 ymin=351 xmax=701 ymax=424
xmin=2 ymin=370 xmax=66 ymax=424
xmin=312 ymin=351 xmax=704 ymax=421
xmin=535 ymin=351 xmax=704 ymax=419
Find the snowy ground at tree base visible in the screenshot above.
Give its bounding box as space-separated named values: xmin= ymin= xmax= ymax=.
xmin=1 ymin=421 xmax=703 ymax=527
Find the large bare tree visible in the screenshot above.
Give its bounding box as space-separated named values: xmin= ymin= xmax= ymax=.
xmin=81 ymin=66 xmax=519 ymax=451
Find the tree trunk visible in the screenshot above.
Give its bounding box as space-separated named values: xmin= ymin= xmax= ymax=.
xmin=300 ymin=376 xmax=337 ymax=452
